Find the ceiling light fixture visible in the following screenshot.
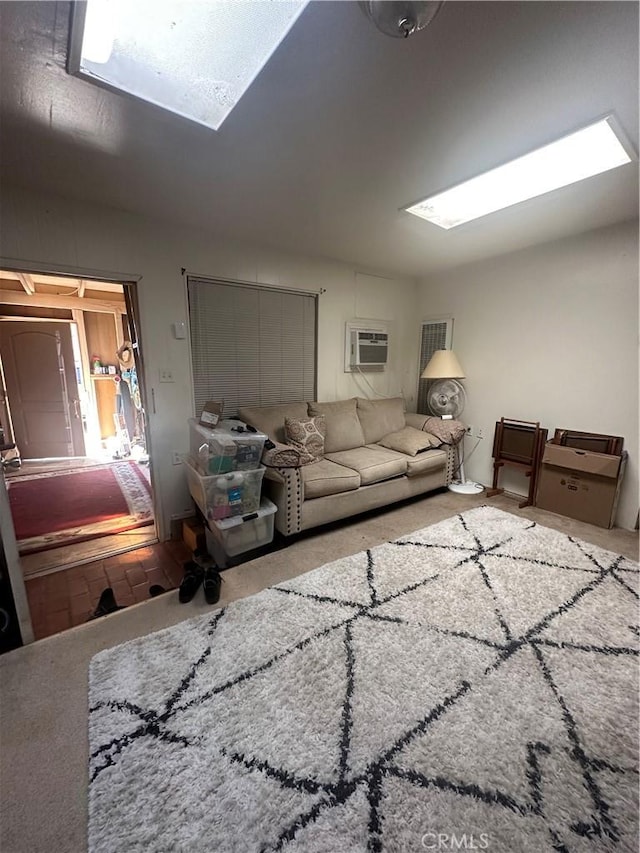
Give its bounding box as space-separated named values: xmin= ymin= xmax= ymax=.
xmin=359 ymin=1 xmax=443 ymax=39
xmin=68 ymin=0 xmax=310 ymax=131
xmin=405 ymin=116 xmax=635 ymax=229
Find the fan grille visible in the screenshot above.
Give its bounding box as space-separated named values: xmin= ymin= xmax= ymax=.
xmin=427 ymin=379 xmax=466 ymax=418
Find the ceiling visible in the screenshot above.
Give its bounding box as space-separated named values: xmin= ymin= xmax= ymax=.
xmin=0 ymin=269 xmax=125 ymax=302
xmin=0 ymin=1 xmax=638 ymax=278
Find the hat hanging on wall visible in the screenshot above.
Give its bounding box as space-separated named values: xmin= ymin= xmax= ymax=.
xmin=116 ymin=341 xmax=135 ymax=370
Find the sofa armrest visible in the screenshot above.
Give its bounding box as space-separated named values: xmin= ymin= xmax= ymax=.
xmin=262 ymin=441 xmax=312 ymax=468
xmin=404 ymin=412 xmax=430 ymax=431
xmin=262 ymin=466 xmax=304 ymax=536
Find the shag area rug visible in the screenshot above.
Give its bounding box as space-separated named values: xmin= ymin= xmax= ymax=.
xmin=88 ymin=507 xmax=639 ymax=853
xmin=9 ymin=461 xmax=153 ymax=554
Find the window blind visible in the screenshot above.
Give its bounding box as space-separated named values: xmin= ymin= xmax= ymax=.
xmin=188 ymin=278 xmax=317 ymax=417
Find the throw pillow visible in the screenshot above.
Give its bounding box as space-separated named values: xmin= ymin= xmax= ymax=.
xmin=423 ymin=417 xmax=466 ymax=445
xmin=377 ymin=426 xmax=441 ymax=456
xmin=262 ymin=442 xmax=312 ymax=468
xmin=284 ymin=415 xmax=327 ymax=462
xmin=237 ymin=402 xmax=308 ymax=444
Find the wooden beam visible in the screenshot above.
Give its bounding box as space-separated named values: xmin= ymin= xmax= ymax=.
xmin=16 ymin=273 xmax=35 ymax=295
xmin=0 ymin=289 xmax=126 ymax=315
xmin=78 ymin=279 xmax=86 ymax=297
xmin=0 ymin=316 xmax=74 ymax=323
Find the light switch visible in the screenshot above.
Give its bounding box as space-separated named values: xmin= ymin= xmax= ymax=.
xmin=173 ymin=321 xmax=187 ymax=339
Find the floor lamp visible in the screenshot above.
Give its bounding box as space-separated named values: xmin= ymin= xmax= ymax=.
xmin=421 ymin=350 xmax=484 ymax=495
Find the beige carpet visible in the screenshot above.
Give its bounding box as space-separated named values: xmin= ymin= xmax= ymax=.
xmin=1 ymin=492 xmax=638 ymax=853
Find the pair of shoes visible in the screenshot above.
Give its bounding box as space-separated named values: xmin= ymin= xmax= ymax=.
xmin=203 ymin=567 xmax=222 ymax=605
xmin=90 ymin=587 xmax=125 ymax=619
xmin=179 ymin=562 xmax=204 ymax=603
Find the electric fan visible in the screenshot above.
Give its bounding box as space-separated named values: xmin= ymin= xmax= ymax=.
xmin=424 ymin=372 xmax=484 ymax=495
xmin=427 ymin=379 xmax=466 ymax=420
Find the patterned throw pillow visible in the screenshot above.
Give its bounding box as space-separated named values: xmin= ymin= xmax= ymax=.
xmin=262 ymin=442 xmax=309 ymax=468
xmin=284 ymin=415 xmax=326 ymax=463
xmin=423 ymin=417 xmax=466 ymax=445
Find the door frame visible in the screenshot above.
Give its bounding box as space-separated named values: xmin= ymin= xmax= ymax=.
xmin=0 ymin=258 xmax=159 ymax=646
xmin=0 ymin=470 xmax=34 ymax=646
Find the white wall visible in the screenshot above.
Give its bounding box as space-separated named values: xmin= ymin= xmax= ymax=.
xmin=417 ymin=221 xmax=639 ymax=530
xmin=0 ymin=186 xmax=418 ymax=537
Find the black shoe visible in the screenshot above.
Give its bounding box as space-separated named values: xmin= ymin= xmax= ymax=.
xmin=149 ymin=584 xmax=166 ymax=598
xmin=90 ymin=587 xmax=125 ymax=619
xmin=203 ymin=567 xmax=222 ymax=605
xmin=179 ymin=562 xmax=204 ymax=603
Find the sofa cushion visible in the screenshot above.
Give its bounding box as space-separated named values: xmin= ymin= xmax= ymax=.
xmin=377 ymin=426 xmax=441 ymax=456
xmin=307 ymin=398 xmax=365 ymax=453
xmin=284 ymin=415 xmax=326 ymax=462
xmin=405 ymin=448 xmax=448 ymax=477
xmin=238 ymin=402 xmax=308 ymax=444
xmin=356 ymin=396 xmax=406 ymax=444
xmin=301 ymin=459 xmax=361 ymax=499
xmin=325 ymin=445 xmax=407 ymax=485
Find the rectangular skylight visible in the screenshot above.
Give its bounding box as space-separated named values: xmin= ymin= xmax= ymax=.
xmin=68 ymin=0 xmax=309 ymax=131
xmin=405 ymin=117 xmax=634 ymax=229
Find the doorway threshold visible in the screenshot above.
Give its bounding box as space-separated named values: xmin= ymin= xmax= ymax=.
xmin=20 ymin=527 xmax=158 ymax=579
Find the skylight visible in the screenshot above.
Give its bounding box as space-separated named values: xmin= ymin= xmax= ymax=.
xmin=68 ymin=0 xmax=309 ymax=131
xmin=405 ymin=117 xmax=634 ymax=229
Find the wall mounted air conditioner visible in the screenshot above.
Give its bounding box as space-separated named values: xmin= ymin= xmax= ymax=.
xmin=350 ymin=330 xmax=389 ymax=368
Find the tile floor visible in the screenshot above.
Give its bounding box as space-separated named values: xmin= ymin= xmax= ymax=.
xmin=24 ymin=539 xmax=192 ymax=641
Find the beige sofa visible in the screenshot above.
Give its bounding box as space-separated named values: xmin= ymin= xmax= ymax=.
xmin=238 ymin=397 xmax=461 ymax=537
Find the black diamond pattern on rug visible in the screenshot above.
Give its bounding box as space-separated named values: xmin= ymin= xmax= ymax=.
xmin=88 ymin=507 xmax=639 ymax=853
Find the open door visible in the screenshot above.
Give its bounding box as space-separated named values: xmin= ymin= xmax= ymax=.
xmin=0 ymin=321 xmax=85 ymax=459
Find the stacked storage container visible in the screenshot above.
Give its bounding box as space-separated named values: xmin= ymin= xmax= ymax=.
xmin=189 ymin=418 xmax=267 ymax=476
xmin=185 ymin=418 xmax=275 ymax=565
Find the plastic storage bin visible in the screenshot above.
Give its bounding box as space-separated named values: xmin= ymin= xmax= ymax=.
xmin=205 ymin=497 xmax=277 ymax=567
xmin=189 ymin=418 xmax=267 ymax=475
xmin=184 ymin=456 xmax=265 ymax=522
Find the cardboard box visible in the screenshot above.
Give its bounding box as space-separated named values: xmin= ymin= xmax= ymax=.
xmin=182 ymin=517 xmax=206 ymax=553
xmin=199 ymin=400 xmax=224 ymax=429
xmin=536 ymin=443 xmax=627 ymax=528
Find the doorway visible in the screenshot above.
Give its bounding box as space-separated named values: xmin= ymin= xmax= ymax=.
xmin=0 ymin=320 xmax=86 ymax=458
xmin=0 ymin=270 xmax=157 ymax=593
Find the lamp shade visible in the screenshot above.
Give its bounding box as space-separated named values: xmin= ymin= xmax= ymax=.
xmin=421 ymin=350 xmax=465 ymax=380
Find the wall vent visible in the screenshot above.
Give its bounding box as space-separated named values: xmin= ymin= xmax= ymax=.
xmin=417 ymin=318 xmax=453 ymax=413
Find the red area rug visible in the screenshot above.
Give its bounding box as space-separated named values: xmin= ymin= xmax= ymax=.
xmin=8 ymin=462 xmax=153 ymax=554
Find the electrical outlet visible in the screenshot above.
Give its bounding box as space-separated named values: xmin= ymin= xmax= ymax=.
xmin=172 ymin=451 xmax=182 ymax=465
xmin=159 ymin=368 xmax=174 ymax=383
xmin=477 ymin=427 xmax=484 ymax=439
